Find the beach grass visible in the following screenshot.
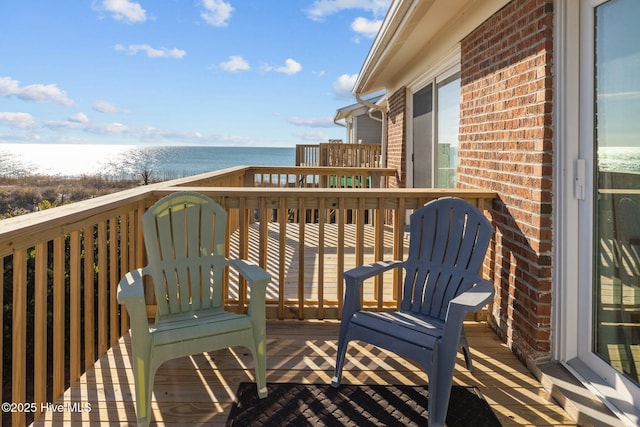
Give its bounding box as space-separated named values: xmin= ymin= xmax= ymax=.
xmin=0 ymin=174 xmax=142 ymax=218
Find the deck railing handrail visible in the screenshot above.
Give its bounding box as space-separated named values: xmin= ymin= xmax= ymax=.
xmin=0 ymin=165 xmax=495 ymax=426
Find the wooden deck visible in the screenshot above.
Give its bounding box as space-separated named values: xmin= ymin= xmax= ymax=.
xmin=34 ymin=321 xmax=576 ymax=426
xmin=228 ymin=222 xmax=407 ymax=306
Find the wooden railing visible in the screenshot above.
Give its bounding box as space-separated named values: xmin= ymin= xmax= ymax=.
xmin=295 ymin=144 xmax=321 ymax=166
xmin=296 ymin=142 xmax=383 ymax=168
xmin=0 ymin=165 xmax=495 ymax=425
xmin=151 ymin=186 xmax=496 ymax=320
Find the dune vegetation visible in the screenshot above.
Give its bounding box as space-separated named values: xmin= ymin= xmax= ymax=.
xmin=0 ymin=174 xmax=142 ymax=218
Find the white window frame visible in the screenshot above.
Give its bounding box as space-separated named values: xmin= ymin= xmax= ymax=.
xmin=406 ymin=46 xmax=461 ymax=189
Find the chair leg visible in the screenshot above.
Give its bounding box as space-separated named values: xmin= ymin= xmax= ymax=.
xmin=132 ymin=358 xmax=154 ymax=427
xmin=254 ymin=339 xmax=268 ymax=399
xmin=429 ymin=343 xmax=458 ymax=427
xmin=331 ymin=338 xmax=349 ymax=387
xmin=459 ymin=329 xmax=473 ymax=371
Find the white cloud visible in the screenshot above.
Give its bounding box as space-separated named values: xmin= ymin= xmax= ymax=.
xmin=93 ymin=100 xmax=126 ymax=113
xmin=351 ymin=16 xmax=382 ymax=38
xmin=0 ymin=76 xmax=74 ymax=106
xmin=0 ymin=112 xmax=37 ymax=129
xmin=277 ymin=59 xmax=302 ymax=75
xmin=96 ymin=0 xmax=147 ymax=24
xmin=0 ymin=77 xmax=19 ymax=95
xmin=332 ymin=73 xmax=358 ymax=99
xmin=114 ymin=44 xmax=186 ymax=59
xmin=218 ymin=55 xmax=250 ymax=72
xmin=287 ymin=116 xmax=334 ymax=128
xmin=0 ymin=130 xmax=41 ymax=143
xmin=68 ymin=112 xmax=89 ymax=123
xmin=200 ymin=0 xmax=233 ymax=27
xmin=45 ymin=120 xmax=129 ymax=134
xmin=306 ymin=0 xmax=390 ymax=21
xmin=263 ymin=58 xmax=302 ymax=75
xmin=136 ymin=126 xmax=206 ymax=143
xmin=293 ymin=130 xmax=330 ymax=142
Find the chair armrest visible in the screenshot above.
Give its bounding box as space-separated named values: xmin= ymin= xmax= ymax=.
xmin=229 ymin=259 xmax=269 ymax=329
xmin=342 ymin=260 xmax=404 ymax=318
xmin=229 ymin=258 xmax=271 ymax=286
xmin=440 ymin=279 xmax=495 ymax=365
xmin=449 ymin=279 xmax=495 ymax=313
xmin=228 ymin=258 xmax=269 ymax=312
xmin=117 ymin=268 xmax=151 ymax=334
xmin=344 ymin=260 xmax=404 ymax=284
xmin=117 ymin=268 xmax=146 ymax=302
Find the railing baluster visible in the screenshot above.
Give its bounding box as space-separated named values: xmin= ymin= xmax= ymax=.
xmin=70 ymin=231 xmax=82 ymax=384
xmin=297 ymin=197 xmax=305 ymax=320
xmin=356 ymin=197 xmax=365 ymax=267
xmin=278 ymin=198 xmax=287 ymax=319
xmin=337 ymin=198 xmax=345 ymax=319
xmin=110 ymin=216 xmax=119 ymax=347
xmin=12 ymin=249 xmax=27 ymax=427
xmin=238 ymin=198 xmax=248 ymax=310
xmin=318 ymin=198 xmax=326 ymax=319
xmin=394 ymin=199 xmax=406 ymax=309
xmin=98 ymin=221 xmax=108 ymax=356
xmin=259 ymin=197 xmax=268 ymax=271
xmin=120 ymin=214 xmax=130 ymax=335
xmin=34 ymin=242 xmax=48 ymax=419
xmin=375 ymin=198 xmax=385 ymax=310
xmin=53 ymin=235 xmax=65 ymax=399
xmin=84 ymin=225 xmax=95 ymax=370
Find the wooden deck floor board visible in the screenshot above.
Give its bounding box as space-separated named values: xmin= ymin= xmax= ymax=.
xmin=34 ymin=320 xmax=576 ymax=426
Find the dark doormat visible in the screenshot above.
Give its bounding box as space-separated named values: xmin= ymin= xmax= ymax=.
xmin=226 ymin=382 xmax=502 ymax=426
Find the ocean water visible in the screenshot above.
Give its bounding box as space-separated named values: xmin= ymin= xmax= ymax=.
xmin=598 ymin=146 xmax=640 ymax=172
xmin=0 ymin=144 xmax=296 ymax=179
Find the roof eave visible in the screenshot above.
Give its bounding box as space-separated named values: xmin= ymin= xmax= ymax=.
xmin=353 ymin=0 xmax=418 ymax=96
xmin=354 ymin=0 xmax=512 ymax=97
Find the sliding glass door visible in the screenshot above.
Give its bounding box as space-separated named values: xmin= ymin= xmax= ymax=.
xmin=591 ymin=0 xmax=640 ymax=387
xmin=571 ymin=1 xmax=640 ymax=420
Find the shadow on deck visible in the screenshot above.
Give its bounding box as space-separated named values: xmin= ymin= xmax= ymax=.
xmin=34 ymin=321 xmax=576 ymax=426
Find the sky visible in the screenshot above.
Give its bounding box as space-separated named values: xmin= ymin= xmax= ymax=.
xmin=0 ymin=0 xmax=391 ymax=147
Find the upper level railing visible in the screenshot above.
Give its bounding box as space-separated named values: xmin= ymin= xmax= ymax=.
xmin=0 ymin=165 xmax=495 ymax=425
xmin=296 ymin=142 xmax=383 ymax=168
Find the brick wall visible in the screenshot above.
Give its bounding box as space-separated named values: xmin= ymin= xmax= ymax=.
xmin=457 ymin=0 xmax=554 ymax=362
xmin=386 ymin=88 xmax=407 ymax=188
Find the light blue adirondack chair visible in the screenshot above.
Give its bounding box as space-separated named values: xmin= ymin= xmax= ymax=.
xmin=332 ymin=197 xmax=494 ymax=427
xmin=117 ymin=191 xmax=269 ymax=426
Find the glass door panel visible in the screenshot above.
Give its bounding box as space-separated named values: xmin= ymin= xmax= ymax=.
xmin=413 ymin=84 xmax=433 ymax=188
xmin=593 ymin=0 xmax=640 ymax=385
xmin=436 ymin=75 xmax=460 ymax=188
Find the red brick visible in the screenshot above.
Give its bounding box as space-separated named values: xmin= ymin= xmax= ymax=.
xmin=457 ymin=0 xmax=554 ymax=362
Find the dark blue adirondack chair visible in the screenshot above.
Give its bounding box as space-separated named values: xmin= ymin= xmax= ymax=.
xmin=331 ymin=197 xmax=494 ymax=427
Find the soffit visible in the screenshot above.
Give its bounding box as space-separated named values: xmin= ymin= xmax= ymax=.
xmin=355 ymin=0 xmax=510 ymax=95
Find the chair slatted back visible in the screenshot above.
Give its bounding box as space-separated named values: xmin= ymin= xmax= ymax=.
xmin=142 ymin=192 xmax=227 ymax=317
xmin=401 ymin=197 xmax=492 ymax=320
